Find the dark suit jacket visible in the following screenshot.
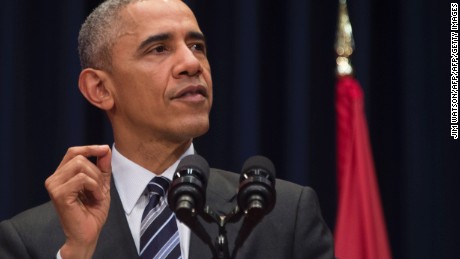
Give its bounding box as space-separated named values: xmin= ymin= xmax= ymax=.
xmin=0 ymin=169 xmax=334 ymax=259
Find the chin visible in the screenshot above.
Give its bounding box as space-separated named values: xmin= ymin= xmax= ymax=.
xmin=173 ymin=117 xmax=210 ymax=140
xmin=188 ymin=122 xmax=210 ymax=138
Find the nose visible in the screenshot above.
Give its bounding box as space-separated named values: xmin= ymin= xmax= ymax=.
xmin=172 ymin=44 xmax=202 ymax=78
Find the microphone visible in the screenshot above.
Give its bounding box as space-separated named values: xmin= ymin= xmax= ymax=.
xmin=237 ymin=155 xmax=276 ymax=220
xmin=168 ymin=154 xmax=210 ymax=221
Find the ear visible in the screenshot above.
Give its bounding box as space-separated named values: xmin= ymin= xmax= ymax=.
xmin=78 ymin=68 xmax=114 ymax=111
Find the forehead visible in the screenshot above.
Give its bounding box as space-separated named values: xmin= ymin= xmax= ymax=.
xmin=119 ymin=0 xmax=201 ymax=38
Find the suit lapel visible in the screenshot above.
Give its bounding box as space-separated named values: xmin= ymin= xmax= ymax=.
xmin=93 ymin=180 xmax=139 ymax=258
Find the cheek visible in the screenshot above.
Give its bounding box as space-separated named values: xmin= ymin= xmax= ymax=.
xmin=114 ymin=80 xmax=165 ymax=118
xmin=202 ymin=65 xmax=213 ymax=91
xmin=127 ymin=71 xmax=167 ymax=102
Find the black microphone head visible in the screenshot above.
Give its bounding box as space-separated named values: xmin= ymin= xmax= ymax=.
xmin=169 ymin=154 xmax=210 ymax=221
xmin=241 ymin=155 xmax=276 ymax=182
xmin=238 ymin=155 xmax=276 ymax=220
xmin=175 ymin=154 xmax=210 ymax=185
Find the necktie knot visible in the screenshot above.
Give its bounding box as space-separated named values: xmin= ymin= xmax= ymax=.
xmin=146 ymin=176 xmax=171 ymax=199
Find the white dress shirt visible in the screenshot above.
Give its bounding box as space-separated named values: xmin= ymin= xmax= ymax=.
xmin=111 ymin=144 xmax=193 ymax=259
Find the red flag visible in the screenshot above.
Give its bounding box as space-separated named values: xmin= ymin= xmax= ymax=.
xmin=334 ymin=76 xmax=392 ymax=259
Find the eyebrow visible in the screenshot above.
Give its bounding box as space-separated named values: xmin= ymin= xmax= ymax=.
xmin=137 ymin=33 xmax=171 ymax=52
xmin=186 ymin=31 xmax=206 ymax=42
xmin=137 ymin=31 xmax=207 ymax=52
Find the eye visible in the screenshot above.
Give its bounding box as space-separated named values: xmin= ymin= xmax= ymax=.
xmin=148 ymin=45 xmax=167 ymax=54
xmin=190 ymin=43 xmax=207 ymax=54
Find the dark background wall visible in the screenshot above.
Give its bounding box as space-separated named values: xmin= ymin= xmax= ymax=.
xmin=0 ymin=1 xmax=457 ymax=258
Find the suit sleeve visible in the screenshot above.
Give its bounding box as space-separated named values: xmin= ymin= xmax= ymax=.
xmin=0 ymin=219 xmax=31 ymax=259
xmin=293 ymin=186 xmax=335 ymax=259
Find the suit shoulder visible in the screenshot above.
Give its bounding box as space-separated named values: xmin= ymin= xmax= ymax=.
xmin=209 ymin=168 xmax=239 ymax=183
xmin=0 ymin=201 xmax=64 ymax=258
xmin=272 ymin=178 xmax=320 ymax=210
xmin=209 ymin=168 xmax=317 ymax=197
xmin=6 ymin=201 xmax=58 ymax=226
xmin=208 ymin=168 xmax=319 ymax=205
xmin=2 ymin=201 xmax=63 ymax=240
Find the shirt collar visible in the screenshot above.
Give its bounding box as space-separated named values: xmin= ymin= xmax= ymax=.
xmin=111 ymin=143 xmax=195 ymax=215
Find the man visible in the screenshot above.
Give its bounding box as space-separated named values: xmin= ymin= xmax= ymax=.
xmin=0 ymin=0 xmax=334 ymax=258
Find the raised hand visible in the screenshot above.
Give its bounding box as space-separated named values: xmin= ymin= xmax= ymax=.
xmin=45 ymin=145 xmax=112 ymax=259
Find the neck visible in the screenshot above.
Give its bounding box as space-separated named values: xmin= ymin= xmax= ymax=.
xmin=114 ymin=136 xmax=192 ymax=174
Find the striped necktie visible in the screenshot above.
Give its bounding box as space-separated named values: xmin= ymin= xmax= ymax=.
xmin=139 ymin=176 xmax=181 ymax=259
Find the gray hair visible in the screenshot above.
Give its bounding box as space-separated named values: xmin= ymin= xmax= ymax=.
xmin=78 ymin=0 xmax=138 ymax=70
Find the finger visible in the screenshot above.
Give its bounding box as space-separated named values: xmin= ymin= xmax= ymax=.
xmin=96 ymin=146 xmax=111 ymax=174
xmin=46 ymin=155 xmax=105 ymax=190
xmin=96 ymin=147 xmax=112 ymax=193
xmin=49 ymin=145 xmax=111 ymax=189
xmin=50 ymin=172 xmax=106 ymax=205
xmin=79 ymin=174 xmax=107 ymax=202
xmin=57 ymin=145 xmax=110 ymax=170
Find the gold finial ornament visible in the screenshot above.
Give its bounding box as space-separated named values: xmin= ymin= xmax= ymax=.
xmin=335 ymin=0 xmax=355 ymax=76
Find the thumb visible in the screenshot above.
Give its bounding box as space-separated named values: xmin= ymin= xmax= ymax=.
xmin=96 ymin=145 xmax=112 ymax=189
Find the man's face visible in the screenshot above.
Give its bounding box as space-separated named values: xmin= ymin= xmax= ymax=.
xmin=106 ymin=0 xmax=213 ymax=144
